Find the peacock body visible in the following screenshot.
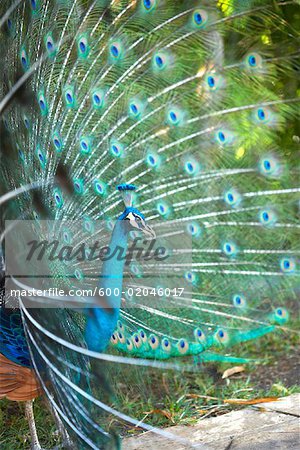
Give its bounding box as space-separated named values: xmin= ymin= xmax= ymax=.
xmin=0 ymin=0 xmax=299 ymax=449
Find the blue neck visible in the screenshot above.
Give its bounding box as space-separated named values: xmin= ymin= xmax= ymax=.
xmin=84 ymin=218 xmax=129 ymax=352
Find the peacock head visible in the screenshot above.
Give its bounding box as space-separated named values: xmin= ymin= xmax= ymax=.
xmin=117 ymin=184 xmax=155 ymax=238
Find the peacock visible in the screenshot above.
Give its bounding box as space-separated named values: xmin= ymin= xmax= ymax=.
xmin=0 ymin=0 xmax=299 ymax=449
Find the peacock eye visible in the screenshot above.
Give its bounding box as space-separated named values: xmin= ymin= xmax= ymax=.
xmin=109 ymin=40 xmax=124 ymax=62
xmin=63 ymin=231 xmax=70 ymax=243
xmin=139 ymin=329 xmax=147 ymax=342
xmin=216 ymin=329 xmax=229 ymax=344
xmin=155 ymin=55 xmax=163 ymax=67
xmin=132 ymin=333 xmax=142 ymax=348
xmin=20 ymin=47 xmax=30 ymax=70
xmin=185 ymin=271 xmax=197 ymax=284
xmin=224 ymin=188 xmax=241 ymax=207
xmin=167 ymin=106 xmax=185 ymax=127
xmin=131 ymin=263 xmax=142 ymax=276
xmin=91 ymin=88 xmax=105 ymax=109
xmin=130 ymin=104 xmax=138 ymax=114
xmin=152 ymin=51 xmax=172 ymax=71
xmin=205 ymin=73 xmax=224 ymax=92
xmin=195 ymin=12 xmax=202 ymax=24
xmin=149 ymin=334 xmax=159 ymax=349
xmin=111 ymin=333 xmax=119 ymax=345
xmin=187 ymin=222 xmax=201 ymax=238
xmin=219 ymin=131 xmax=225 ymax=142
xmin=222 ymin=241 xmax=238 ymax=257
xmin=36 ymin=146 xmax=46 ymax=169
xmin=258 ymin=108 xmax=264 ymax=119
xmin=73 ymin=179 xmax=84 ymax=195
xmin=169 ymin=111 xmax=177 ymax=122
xmin=126 ymin=338 xmax=133 ymax=350
xmin=142 ymin=0 xmax=156 ymax=11
xmin=177 ymin=339 xmax=189 ymax=354
xmin=74 ymin=269 xmax=84 ymax=280
xmin=271 ymin=307 xmax=289 ymax=325
xmin=146 ymin=151 xmax=160 ymax=169
xmin=255 ymin=107 xmax=273 ymax=125
xmin=45 ymin=33 xmax=56 ymax=55
xmin=118 ymin=332 xmax=126 ymax=344
xmin=84 ymin=218 xmax=93 ymax=233
xmin=24 ymin=117 xmax=30 ymax=129
xmin=233 ymin=294 xmax=246 ymax=308
xmin=157 ymin=201 xmax=170 ymax=217
xmin=280 ymin=257 xmax=295 ymax=273
xmin=111 ymin=45 xmax=119 ymax=57
xmin=128 ymin=97 xmax=146 ymax=119
xmin=79 ymin=136 xmax=92 ymax=155
xmin=259 ymin=155 xmax=281 ymax=178
xmin=216 ymin=129 xmax=234 ymax=145
xmin=259 ymin=208 xmax=277 ymax=227
xmin=184 ymin=158 xmax=200 ymax=176
xmin=77 ymin=34 xmax=90 ymax=58
xmin=275 ymin=307 xmax=288 ymax=319
xmin=54 ymin=188 xmax=63 ymax=208
xmin=246 ymin=52 xmax=262 ymax=70
xmin=94 ymin=179 xmax=106 ymax=196
xmin=162 ymin=337 xmax=171 ymax=351
xmin=52 ymin=132 xmax=63 ymax=152
xmin=110 ymin=140 xmax=124 ymax=157
xmin=207 ymin=76 xmax=215 ymax=87
xmin=248 ymin=55 xmax=256 ymax=66
xmin=63 ymin=85 xmax=76 ymax=108
xmin=194 ymin=328 xmax=206 ymax=342
xmin=192 ymin=9 xmax=208 ymax=28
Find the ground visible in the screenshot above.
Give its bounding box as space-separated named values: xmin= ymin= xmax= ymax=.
xmin=0 ymin=330 xmax=299 ymax=449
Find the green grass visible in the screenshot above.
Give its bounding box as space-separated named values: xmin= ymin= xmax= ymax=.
xmin=0 ymin=398 xmax=59 ymax=450
xmin=0 ymin=328 xmax=299 ymax=449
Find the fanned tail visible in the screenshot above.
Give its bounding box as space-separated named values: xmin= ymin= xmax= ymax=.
xmin=0 ymin=1 xmax=299 ymax=448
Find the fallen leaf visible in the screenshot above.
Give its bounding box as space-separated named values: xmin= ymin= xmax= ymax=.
xmin=143 ymin=409 xmax=174 ymax=422
xmin=186 ymin=394 xmax=219 ymax=401
xmin=222 ymin=366 xmax=245 ymax=379
xmin=224 ymin=397 xmax=278 ymax=405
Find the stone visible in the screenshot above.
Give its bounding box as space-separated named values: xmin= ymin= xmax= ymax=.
xmin=124 ymin=394 xmax=300 ymax=450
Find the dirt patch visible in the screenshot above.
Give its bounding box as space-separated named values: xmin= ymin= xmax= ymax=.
xmin=251 ymin=347 xmax=300 ymax=390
